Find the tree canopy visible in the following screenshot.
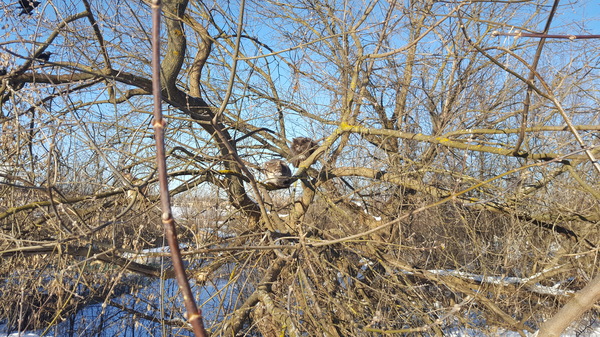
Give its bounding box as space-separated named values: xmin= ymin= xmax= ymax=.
xmin=1 ymin=0 xmax=599 ymax=336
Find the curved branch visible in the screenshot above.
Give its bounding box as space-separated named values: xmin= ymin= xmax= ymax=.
xmin=225 ymin=257 xmax=288 ymax=336
xmin=184 ymin=15 xmax=213 ymax=97
xmin=7 ymin=16 xmax=262 ymax=226
xmin=82 ymin=0 xmax=112 ymax=71
xmin=0 ymin=244 xmax=164 ymax=278
xmin=443 ymin=125 xmax=600 ymax=137
xmin=8 ymin=11 xmax=89 ymax=75
xmin=339 ymin=123 xmax=589 ymax=161
xmin=161 ymin=0 xmax=189 ymax=92
xmin=0 ymin=189 xmax=124 ymax=221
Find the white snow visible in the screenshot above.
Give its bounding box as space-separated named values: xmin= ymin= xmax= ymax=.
xmin=426 ymin=268 xmax=575 ymax=296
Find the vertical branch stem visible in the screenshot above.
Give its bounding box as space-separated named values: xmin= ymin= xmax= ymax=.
xmin=513 ymin=0 xmax=559 ymax=155
xmin=207 ymin=0 xmax=277 ymax=229
xmin=150 ymin=1 xmax=208 ymax=336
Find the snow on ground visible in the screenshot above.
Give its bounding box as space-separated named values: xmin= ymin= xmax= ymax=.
xmin=2 ymin=314 xmax=599 ymax=336
xmin=2 ymin=244 xmax=598 ymax=336
xmin=3 ymin=322 xmax=600 ymax=336
xmin=0 ymin=325 xmax=50 ymax=337
xmin=443 ymin=325 xmax=600 ymax=336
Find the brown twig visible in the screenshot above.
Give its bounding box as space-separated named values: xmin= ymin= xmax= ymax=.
xmin=512 ymin=0 xmax=559 ymax=156
xmin=150 ymin=1 xmax=208 ymax=336
xmin=459 ymin=22 xmax=600 ymax=174
xmin=491 ymin=31 xmax=600 ymax=40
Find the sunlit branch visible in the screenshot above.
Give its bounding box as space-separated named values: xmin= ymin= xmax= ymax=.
xmin=150 ymin=0 xmax=208 ymax=336
xmin=492 ymin=31 xmax=600 ymax=40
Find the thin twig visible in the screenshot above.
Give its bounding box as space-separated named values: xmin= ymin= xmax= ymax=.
xmin=492 ymin=31 xmax=600 ymax=40
xmin=208 ymin=0 xmax=278 ymax=230
xmin=512 ymin=0 xmax=559 ymax=155
xmin=308 ymin=145 xmax=593 ymax=247
xmin=150 ymin=1 xmax=208 ymax=336
xmin=458 ymin=20 xmax=600 ymax=175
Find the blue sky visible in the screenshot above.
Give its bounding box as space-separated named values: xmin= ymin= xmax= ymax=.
xmin=555 ymin=1 xmax=600 ymax=33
